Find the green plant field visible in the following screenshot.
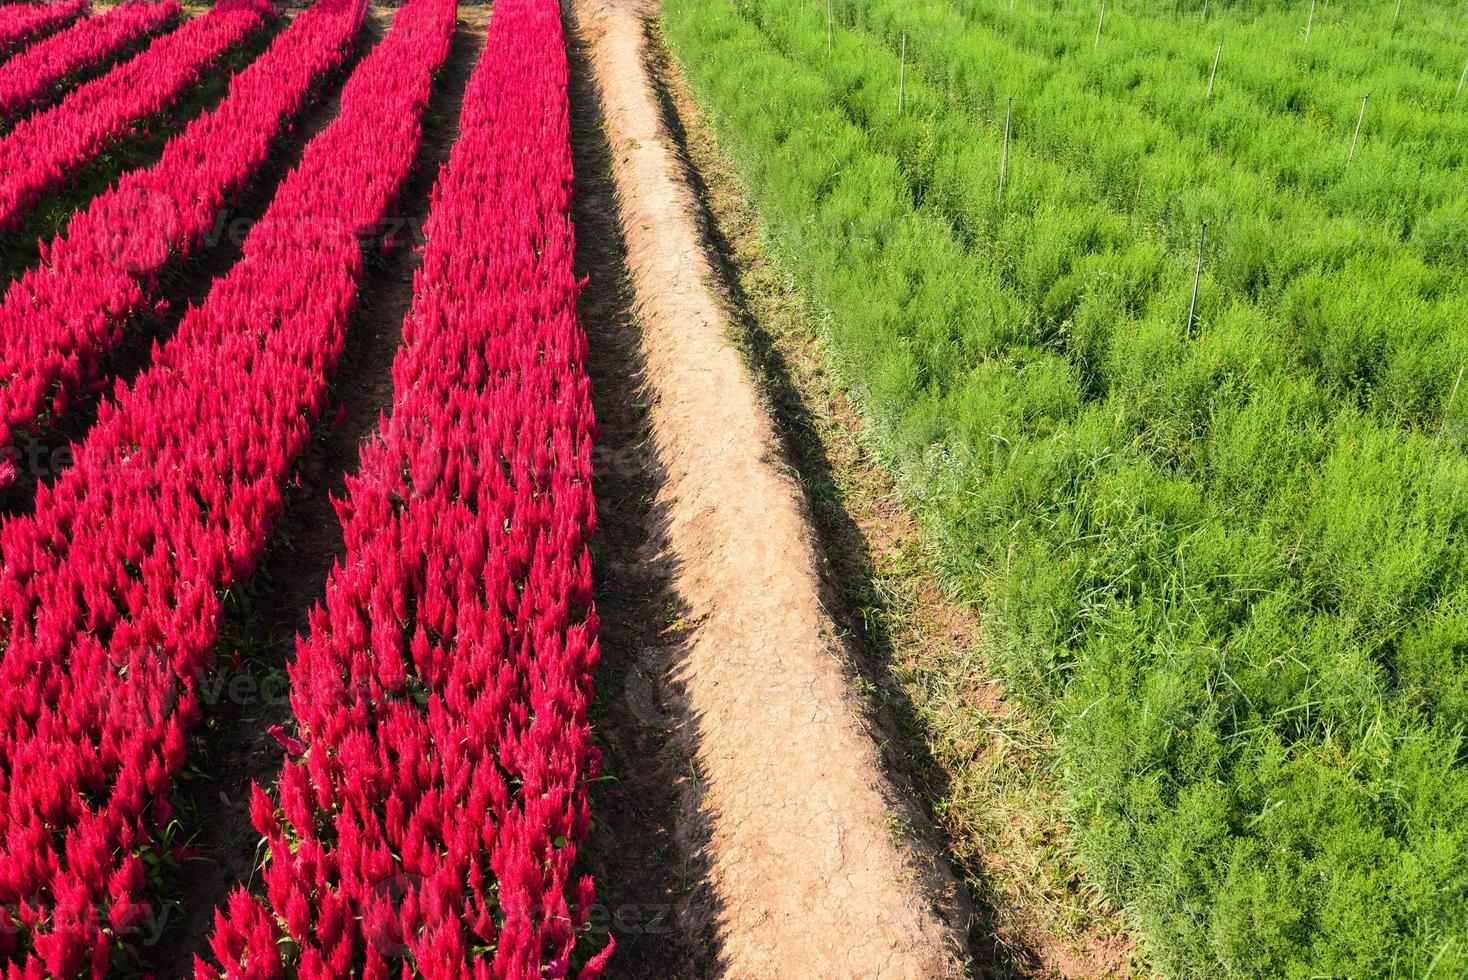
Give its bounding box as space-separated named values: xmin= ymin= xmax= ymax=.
xmin=660 ymin=0 xmax=1468 ymax=974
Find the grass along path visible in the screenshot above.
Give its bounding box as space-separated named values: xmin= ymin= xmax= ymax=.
xmin=653 ymin=25 xmax=1136 ymax=974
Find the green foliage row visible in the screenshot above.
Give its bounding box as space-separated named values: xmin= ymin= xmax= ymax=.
xmin=818 ymin=0 xmax=1468 ymax=429
xmin=950 ymin=0 xmax=1468 ymax=223
xmin=660 ymin=0 xmax=1468 ymax=974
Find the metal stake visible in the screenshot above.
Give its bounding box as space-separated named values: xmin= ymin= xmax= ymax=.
xmin=1347 ymin=92 xmax=1368 ymax=166
xmin=1187 ymin=220 xmax=1207 ymax=339
xmin=1457 ymin=58 xmax=1467 ymax=98
xmin=898 ymin=31 xmax=906 ymax=114
xmin=1305 ymin=0 xmax=1315 ymax=40
xmin=826 ymin=0 xmax=832 ymax=58
xmin=999 ymin=96 xmax=1012 ymax=201
xmin=1436 ymin=365 xmax=1465 ymax=443
xmin=1207 ymin=40 xmax=1222 ymax=99
xmin=1095 ymin=3 xmax=1105 ymax=47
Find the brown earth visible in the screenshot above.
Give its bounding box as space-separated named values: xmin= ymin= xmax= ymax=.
xmin=570 ymin=0 xmax=971 ymax=975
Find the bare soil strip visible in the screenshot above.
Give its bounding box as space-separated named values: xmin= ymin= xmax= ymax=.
xmin=571 ymin=0 xmax=969 ymax=975
xmin=144 ymin=8 xmax=491 ymax=975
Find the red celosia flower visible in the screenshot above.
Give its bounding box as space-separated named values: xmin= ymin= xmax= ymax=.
xmin=0 ymin=1 xmax=181 ymax=120
xmin=0 ymin=0 xmax=274 ymax=233
xmin=0 ymin=0 xmax=377 ymax=971
xmin=0 ymin=0 xmax=89 ymax=58
xmin=0 ymin=0 xmax=365 ymax=489
xmin=266 ymin=724 xmax=306 ymax=758
xmin=197 ymin=0 xmax=611 ymax=974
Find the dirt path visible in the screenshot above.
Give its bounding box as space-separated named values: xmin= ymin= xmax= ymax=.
xmin=566 ymin=21 xmax=708 ymax=977
xmin=570 ymin=0 xmax=969 ymax=975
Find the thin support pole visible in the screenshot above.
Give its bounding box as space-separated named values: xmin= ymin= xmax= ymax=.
xmin=1436 ymin=365 xmax=1465 ymax=443
xmin=999 ymin=96 xmax=1013 ymax=201
xmin=1201 ymin=0 xmax=1209 ymax=20
xmin=1207 ymin=40 xmax=1222 ymax=99
xmin=1457 ymin=58 xmax=1467 ymax=98
xmin=826 ymin=0 xmax=832 ymax=58
xmin=1305 ymin=0 xmax=1315 ymax=40
xmin=898 ymin=32 xmax=906 ymax=115
xmin=1187 ymin=220 xmax=1208 ymax=339
xmin=1095 ymin=3 xmax=1105 ymax=47
xmin=1347 ymin=92 xmax=1369 ymax=166
xmin=1393 ymin=0 xmax=1402 ymax=25
xmin=1132 ymin=173 xmax=1143 ymax=215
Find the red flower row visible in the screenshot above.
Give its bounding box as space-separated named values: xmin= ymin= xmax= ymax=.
xmin=199 ymin=1 xmax=613 ymax=975
xmin=0 ymin=1 xmax=180 ymax=121
xmin=0 ymin=0 xmax=450 ymax=974
xmin=0 ymin=0 xmax=365 ymax=490
xmin=0 ymin=0 xmax=273 ymax=233
xmin=0 ymin=0 xmax=88 ymax=60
